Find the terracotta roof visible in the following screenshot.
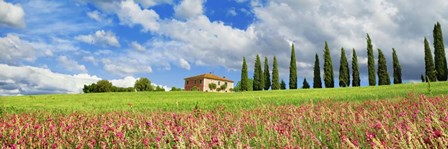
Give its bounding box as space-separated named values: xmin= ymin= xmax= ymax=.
xmin=184 ymin=73 xmax=234 ymax=82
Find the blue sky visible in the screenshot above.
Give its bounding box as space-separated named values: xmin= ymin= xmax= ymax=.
xmin=1 ymin=0 xmax=448 ymax=95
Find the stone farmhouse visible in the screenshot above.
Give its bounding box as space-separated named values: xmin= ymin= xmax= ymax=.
xmin=184 ymin=73 xmax=234 ymax=92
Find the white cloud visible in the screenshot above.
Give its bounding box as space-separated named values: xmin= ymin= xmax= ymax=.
xmin=0 ymin=0 xmax=25 ymax=28
xmin=174 ymin=0 xmax=204 ymax=19
xmin=75 ymin=30 xmax=120 ymax=47
xmin=135 ymin=0 xmax=173 ymax=8
xmin=0 ymin=64 xmax=100 ymax=95
xmin=0 ymin=34 xmax=37 ymax=64
xmin=58 ymin=56 xmax=87 ymax=73
xmin=110 ymin=76 xmax=137 ymax=88
xmin=102 ymin=58 xmax=153 ymax=77
xmin=117 ymin=0 xmax=160 ymax=32
xmin=227 ymin=7 xmax=237 ymax=16
xmin=130 ymin=41 xmax=146 ymax=51
xmin=87 ymin=10 xmax=112 ymax=24
xmin=179 ymin=58 xmax=191 ymax=70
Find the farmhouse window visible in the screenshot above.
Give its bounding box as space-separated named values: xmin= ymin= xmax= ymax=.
xmin=218 ymin=81 xmax=220 ymax=85
xmin=200 ymin=80 xmax=202 ymax=84
xmin=186 ymin=81 xmax=189 ymax=84
xmin=194 ymin=80 xmax=197 ymax=84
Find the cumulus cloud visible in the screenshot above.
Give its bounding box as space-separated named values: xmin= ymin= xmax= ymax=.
xmin=101 ymin=58 xmax=153 ymax=77
xmin=117 ymin=0 xmax=160 ymax=32
xmin=110 ymin=76 xmax=137 ymax=88
xmin=0 ymin=0 xmax=25 ymax=28
xmin=0 ymin=34 xmax=37 ymax=64
xmin=174 ymin=0 xmax=204 ymax=19
xmin=75 ymin=30 xmax=120 ymax=47
xmin=87 ymin=10 xmax=112 ymax=24
xmin=179 ymin=58 xmax=191 ymax=70
xmin=58 ymin=56 xmax=87 ymax=73
xmin=0 ymin=64 xmax=100 ymax=95
xmin=130 ymin=41 xmax=146 ymax=51
xmin=135 ymin=0 xmax=173 ymax=8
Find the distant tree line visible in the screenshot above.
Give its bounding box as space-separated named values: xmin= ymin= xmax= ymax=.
xmin=83 ymin=77 xmax=180 ymax=93
xmin=238 ymin=22 xmax=447 ymax=91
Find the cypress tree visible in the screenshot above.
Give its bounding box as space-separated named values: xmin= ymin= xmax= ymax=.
xmin=323 ymin=42 xmax=334 ymax=88
xmin=253 ymin=54 xmax=263 ymax=91
xmin=240 ymin=57 xmax=249 ymax=91
xmin=392 ymin=48 xmax=402 ymax=84
xmin=367 ymin=34 xmax=376 ymax=86
xmin=424 ymin=38 xmax=437 ymax=82
xmin=339 ymin=48 xmax=349 ymax=87
xmin=377 ymin=49 xmax=390 ymax=85
xmin=433 ymin=22 xmax=447 ymax=81
xmin=280 ymin=80 xmax=286 ymax=90
xmin=352 ymin=49 xmax=361 ymax=87
xmin=421 ymin=74 xmax=425 ymax=82
xmin=271 ymin=56 xmax=280 ymax=90
xmin=263 ymin=57 xmax=271 ymax=90
xmin=289 ymin=44 xmax=298 ymax=89
xmin=313 ymin=54 xmax=322 ymax=88
xmin=302 ymin=78 xmax=310 ymax=89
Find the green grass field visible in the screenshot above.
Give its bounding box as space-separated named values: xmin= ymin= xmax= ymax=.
xmin=1 ymin=82 xmax=447 ymax=114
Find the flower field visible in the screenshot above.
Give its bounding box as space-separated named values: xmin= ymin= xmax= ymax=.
xmin=1 ymin=94 xmax=447 ymax=148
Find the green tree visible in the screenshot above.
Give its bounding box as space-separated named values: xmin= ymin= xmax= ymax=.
xmin=271 ymin=56 xmax=280 ymax=90
xmin=253 ymin=54 xmax=263 ymax=91
xmin=170 ymin=87 xmax=182 ymax=91
xmin=323 ymin=42 xmax=334 ymax=88
xmin=339 ymin=48 xmax=349 ymax=87
xmin=352 ymin=49 xmax=360 ymax=87
xmin=240 ymin=57 xmax=249 ymax=91
xmin=134 ymin=77 xmax=153 ymax=91
xmin=234 ymin=78 xmax=254 ymax=92
xmin=263 ymin=57 xmax=271 ymax=90
xmin=96 ymin=80 xmax=113 ymax=92
xmin=208 ymin=83 xmax=217 ymax=91
xmin=191 ymin=86 xmax=199 ymax=91
xmin=377 ymin=49 xmax=390 ymax=85
xmin=313 ymin=54 xmax=322 ymax=88
xmin=302 ymin=78 xmax=310 ymax=89
xmin=424 ymin=38 xmax=437 ymax=82
xmin=392 ymin=48 xmax=402 ymax=84
xmin=367 ymin=34 xmax=376 ymax=86
xmin=433 ymin=22 xmax=447 ymax=81
xmin=421 ymin=74 xmax=426 ymax=82
xmin=280 ymin=79 xmax=286 ymax=90
xmin=289 ymin=44 xmax=297 ymax=89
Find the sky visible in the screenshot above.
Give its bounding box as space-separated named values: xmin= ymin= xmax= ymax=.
xmin=0 ymin=0 xmax=448 ymax=95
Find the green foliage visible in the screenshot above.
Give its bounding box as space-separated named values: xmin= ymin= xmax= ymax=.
xmin=134 ymin=77 xmax=153 ymax=92
xmin=219 ymin=83 xmax=228 ymax=91
xmin=433 ymin=22 xmax=447 ymax=81
xmin=323 ymin=42 xmax=334 ymax=88
xmin=208 ymin=83 xmax=217 ymax=91
xmin=338 ymin=48 xmax=349 ymax=87
xmin=170 ymin=87 xmax=182 ymax=91
xmin=234 ymin=78 xmax=254 ymax=92
xmin=191 ymin=86 xmax=199 ymax=91
xmin=240 ymin=57 xmax=249 ymax=91
xmin=392 ymin=48 xmax=402 ymax=84
xmin=253 ymin=54 xmax=263 ymax=91
xmin=280 ymin=80 xmax=286 ymax=90
xmin=263 ymin=57 xmax=271 ymax=90
xmin=271 ymin=56 xmax=280 ymax=90
xmin=377 ymin=49 xmax=390 ymax=85
xmin=313 ymin=54 xmax=322 ymax=88
xmin=96 ymin=80 xmax=113 ymax=92
xmin=302 ymin=78 xmax=310 ymax=89
xmin=424 ymin=38 xmax=437 ymax=82
xmin=289 ymin=44 xmax=297 ymax=89
xmin=367 ymin=34 xmax=376 ymax=86
xmin=351 ymin=49 xmax=360 ymax=87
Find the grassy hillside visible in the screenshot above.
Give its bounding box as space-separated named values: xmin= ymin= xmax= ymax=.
xmin=1 ymin=82 xmax=447 ymax=114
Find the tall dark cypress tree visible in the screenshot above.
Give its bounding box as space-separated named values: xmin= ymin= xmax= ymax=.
xmin=421 ymin=74 xmax=425 ymax=82
xmin=392 ymin=48 xmax=402 ymax=84
xmin=289 ymin=44 xmax=297 ymax=89
xmin=352 ymin=49 xmax=360 ymax=87
xmin=339 ymin=48 xmax=349 ymax=87
xmin=240 ymin=57 xmax=249 ymax=91
xmin=377 ymin=49 xmax=390 ymax=85
xmin=253 ymin=54 xmax=263 ymax=91
xmin=263 ymin=57 xmax=271 ymax=90
xmin=271 ymin=56 xmax=280 ymax=90
xmin=433 ymin=22 xmax=447 ymax=81
xmin=323 ymin=42 xmax=334 ymax=88
xmin=367 ymin=34 xmax=376 ymax=86
xmin=424 ymin=38 xmax=437 ymax=82
xmin=302 ymin=78 xmax=310 ymax=89
xmin=313 ymin=54 xmax=322 ymax=88
xmin=280 ymin=80 xmax=286 ymax=90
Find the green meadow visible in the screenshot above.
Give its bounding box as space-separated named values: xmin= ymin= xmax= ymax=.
xmin=1 ymin=82 xmax=447 ymax=114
